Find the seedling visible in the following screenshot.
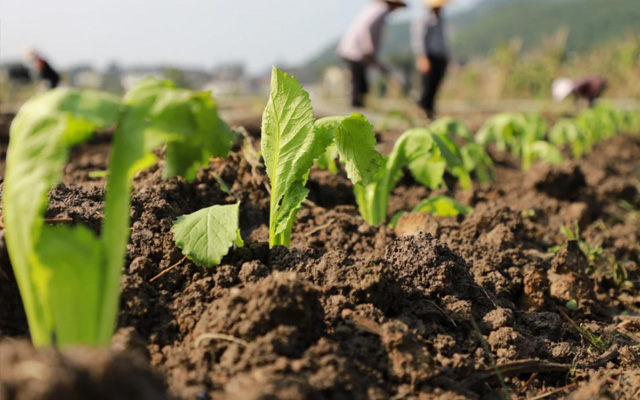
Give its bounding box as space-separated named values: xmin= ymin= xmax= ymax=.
xmin=476 ymin=112 xmax=563 ymax=170
xmin=550 ymin=223 xmax=604 ymax=274
xmin=558 ymin=308 xmax=610 ymax=355
xmin=3 ymin=78 xmax=232 ymax=347
xmin=565 ymin=299 xmax=578 ymax=310
xmin=354 ymin=126 xmax=473 ymax=225
xmin=429 ymin=117 xmax=496 ymax=184
xmin=549 ymin=118 xmax=588 ymax=158
xmin=169 ymin=68 xmax=382 ymax=252
xmin=389 ymin=195 xmax=473 ymax=228
xmin=263 ymin=67 xmax=382 ymax=247
xmin=412 ymin=195 xmax=473 ymax=217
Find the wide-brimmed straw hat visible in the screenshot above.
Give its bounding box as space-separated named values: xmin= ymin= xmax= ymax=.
xmin=425 ymin=0 xmax=450 ymax=7
xmin=552 ymin=78 xmax=574 ymax=102
xmin=384 ymin=0 xmax=408 ymax=7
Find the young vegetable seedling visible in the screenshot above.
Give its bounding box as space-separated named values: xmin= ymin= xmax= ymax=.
xmin=353 ymin=126 xmax=474 ymax=226
xmin=475 ymin=112 xmax=563 ymax=170
xmin=429 ymin=117 xmax=496 ymax=184
xmin=262 ymin=67 xmax=382 ymax=248
xmin=170 ymin=67 xmax=383 ymax=255
xmin=3 ymin=78 xmax=232 ymax=348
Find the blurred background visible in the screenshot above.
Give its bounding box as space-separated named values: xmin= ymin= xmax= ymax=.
xmin=1 ymin=0 xmax=639 ymax=120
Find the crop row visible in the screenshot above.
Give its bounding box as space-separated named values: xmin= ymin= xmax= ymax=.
xmin=3 ymin=67 xmax=639 ymax=350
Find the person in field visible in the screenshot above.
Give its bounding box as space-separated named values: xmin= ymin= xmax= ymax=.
xmin=412 ymin=0 xmax=450 ymax=119
xmin=552 ymin=76 xmax=607 ymax=108
xmin=338 ymin=0 xmax=407 ymax=108
xmin=25 ymin=48 xmax=60 ymax=90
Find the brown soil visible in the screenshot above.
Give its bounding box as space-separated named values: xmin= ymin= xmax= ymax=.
xmin=1 ymin=113 xmax=640 ymax=399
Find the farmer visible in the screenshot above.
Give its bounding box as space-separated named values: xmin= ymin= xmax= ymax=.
xmin=25 ymin=48 xmax=60 ymax=89
xmin=412 ymin=0 xmax=450 ymax=119
xmin=552 ymin=76 xmax=607 ymax=108
xmin=337 ymin=0 xmax=407 ymax=108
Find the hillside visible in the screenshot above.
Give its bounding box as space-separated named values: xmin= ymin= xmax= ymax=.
xmin=303 ymin=0 xmax=639 ymax=76
xmin=452 ymin=0 xmax=640 ymax=58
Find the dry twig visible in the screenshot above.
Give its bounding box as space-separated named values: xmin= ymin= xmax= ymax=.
xmin=194 ymin=333 xmax=249 ymax=348
xmin=528 ymin=383 xmax=577 ymax=400
xmin=150 ymin=256 xmax=187 ymax=283
xmin=304 ymin=220 xmax=334 ymax=237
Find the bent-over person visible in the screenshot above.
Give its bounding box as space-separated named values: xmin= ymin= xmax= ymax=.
xmin=338 ymin=0 xmax=407 ymax=108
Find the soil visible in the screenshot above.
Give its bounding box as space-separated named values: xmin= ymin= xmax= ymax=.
xmin=1 ymin=112 xmax=639 ymax=400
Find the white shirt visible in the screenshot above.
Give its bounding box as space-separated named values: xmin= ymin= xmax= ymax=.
xmin=337 ymin=2 xmax=390 ymax=62
xmin=412 ymin=10 xmax=448 ymax=57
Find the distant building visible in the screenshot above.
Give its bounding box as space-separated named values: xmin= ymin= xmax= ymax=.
xmin=202 ymin=63 xmax=248 ymax=96
xmin=69 ymin=65 xmax=102 ymax=88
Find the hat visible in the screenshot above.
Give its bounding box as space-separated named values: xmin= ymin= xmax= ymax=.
xmin=552 ymin=78 xmax=574 ymax=102
xmin=384 ymin=0 xmax=407 ymax=7
xmin=425 ymin=0 xmax=450 ymax=7
xmin=24 ymin=47 xmax=37 ymax=62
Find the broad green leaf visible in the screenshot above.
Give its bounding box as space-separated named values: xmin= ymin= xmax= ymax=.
xmin=261 ymin=68 xmax=332 ymax=247
xmin=120 ymin=77 xmax=233 ymax=181
xmin=261 ymin=68 xmax=382 ymax=247
xmin=413 ymin=195 xmax=473 ymax=217
xmin=431 ymin=133 xmax=471 ymax=189
xmin=549 ymin=118 xmax=586 ymax=158
xmin=333 ymin=114 xmax=382 ymax=185
xmin=523 ymin=114 xmax=547 ymax=143
xmin=315 ymin=113 xmax=382 ymax=185
xmin=4 ymin=79 xmax=232 ymax=348
xmin=172 ymin=203 xmax=242 ymax=267
xmin=100 ymin=78 xmax=232 ymax=343
xmin=354 ymin=128 xmax=441 ymax=225
xmin=402 ymin=128 xmax=444 ymax=189
xmin=475 ymin=113 xmax=527 ymax=156
xmin=354 ymin=125 xmax=482 ymax=226
xmin=531 ymin=141 xmax=564 ymax=165
xmin=522 ymin=141 xmax=565 ymax=170
xmin=34 ymin=225 xmax=102 ymax=345
xmin=461 ymin=143 xmax=495 ymax=183
xmin=430 ymin=117 xmax=495 ymax=184
xmin=3 ymin=88 xmax=121 ymax=346
xmin=429 ymin=117 xmax=474 ymax=142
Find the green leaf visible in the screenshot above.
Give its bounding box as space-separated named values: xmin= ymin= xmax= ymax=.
xmin=475 ymin=113 xmax=527 ymax=156
xmin=523 ymin=141 xmax=564 ymax=170
xmin=172 ymin=203 xmax=242 ymax=267
xmin=429 ymin=117 xmax=474 ymax=142
xmin=412 ymin=195 xmax=473 ymax=217
xmin=3 ymin=88 xmax=121 ymax=347
xmin=261 ymin=68 xmax=332 ymax=247
xmin=100 ymin=78 xmax=232 ymax=343
xmin=550 ymin=118 xmax=586 ymax=158
xmin=461 ymin=143 xmax=495 ymax=183
xmin=332 ymin=114 xmax=382 ymax=185
xmin=261 ymin=69 xmax=381 ymax=246
xmin=314 ymin=114 xmax=382 ymax=185
xmin=431 ymin=133 xmax=472 ymax=189
xmin=34 ymin=225 xmax=102 ymax=345
xmin=430 ymin=117 xmax=495 ymax=184
xmin=4 ymin=79 xmax=232 ymax=348
xmin=402 ymin=128 xmax=444 ymax=189
xmin=120 ymin=77 xmax=233 ymax=181
xmin=354 ymin=128 xmax=441 ymax=225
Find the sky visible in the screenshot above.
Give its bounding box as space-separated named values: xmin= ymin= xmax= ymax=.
xmin=1 ymin=0 xmax=478 ymax=74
